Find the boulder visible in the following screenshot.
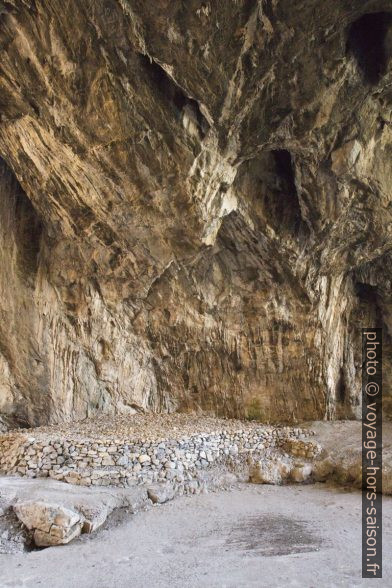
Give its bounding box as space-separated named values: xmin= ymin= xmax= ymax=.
xmin=147 ymin=483 xmax=175 ymax=504
xmin=13 ymin=500 xmax=83 ymax=546
xmin=290 ymin=464 xmax=313 ymax=483
xmin=250 ymin=459 xmax=291 ymax=485
xmin=313 ymin=457 xmax=336 ymax=482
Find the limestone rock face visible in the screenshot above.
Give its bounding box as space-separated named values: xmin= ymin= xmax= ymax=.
xmin=0 ymin=1 xmax=391 ymax=426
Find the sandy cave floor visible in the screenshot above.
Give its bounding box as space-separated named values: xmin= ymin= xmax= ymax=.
xmin=0 ymin=483 xmax=391 ymax=588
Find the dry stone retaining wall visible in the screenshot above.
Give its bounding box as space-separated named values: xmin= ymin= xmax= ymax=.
xmin=0 ymin=422 xmax=313 ymax=489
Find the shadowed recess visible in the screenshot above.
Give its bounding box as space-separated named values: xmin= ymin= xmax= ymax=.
xmin=347 ymin=12 xmax=392 ymax=85
xmin=0 ymin=157 xmax=42 ymax=281
xmin=137 ymin=54 xmax=210 ymax=138
xmin=271 ymin=149 xmax=303 ymax=233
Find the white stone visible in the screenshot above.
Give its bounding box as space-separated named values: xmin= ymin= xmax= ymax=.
xmin=139 ymin=454 xmax=151 ymax=464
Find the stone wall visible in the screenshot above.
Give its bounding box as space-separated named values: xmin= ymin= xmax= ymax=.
xmin=0 ymin=421 xmax=311 ymax=489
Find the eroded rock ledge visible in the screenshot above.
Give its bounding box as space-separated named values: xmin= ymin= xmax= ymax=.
xmin=0 ymin=2 xmax=391 ymax=425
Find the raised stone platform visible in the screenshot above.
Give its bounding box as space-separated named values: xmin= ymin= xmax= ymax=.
xmin=0 ymin=414 xmax=311 ymax=488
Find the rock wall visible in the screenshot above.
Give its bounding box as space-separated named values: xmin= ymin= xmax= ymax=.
xmin=0 ymin=1 xmax=391 ymax=426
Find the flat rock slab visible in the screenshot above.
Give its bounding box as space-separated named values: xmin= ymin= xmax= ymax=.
xmin=0 ymin=477 xmax=149 ymax=546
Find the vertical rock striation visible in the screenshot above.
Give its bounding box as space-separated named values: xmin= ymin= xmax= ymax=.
xmin=0 ymin=1 xmax=391 ymax=426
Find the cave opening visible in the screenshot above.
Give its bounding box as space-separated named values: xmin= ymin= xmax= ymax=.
xmin=347 ymin=12 xmax=392 ymax=85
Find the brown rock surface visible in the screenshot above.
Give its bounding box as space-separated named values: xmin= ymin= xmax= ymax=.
xmin=0 ymin=2 xmax=391 ymax=426
xmin=14 ymin=501 xmax=82 ymax=546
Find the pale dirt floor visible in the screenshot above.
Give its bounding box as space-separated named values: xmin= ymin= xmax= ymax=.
xmin=0 ymin=483 xmax=391 ymax=588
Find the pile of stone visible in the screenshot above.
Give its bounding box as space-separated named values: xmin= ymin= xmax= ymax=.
xmin=0 ymin=414 xmax=312 ymax=489
xmin=279 ymin=438 xmax=322 ymax=460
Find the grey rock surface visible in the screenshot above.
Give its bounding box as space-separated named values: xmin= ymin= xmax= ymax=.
xmin=147 ymin=483 xmax=175 ymax=505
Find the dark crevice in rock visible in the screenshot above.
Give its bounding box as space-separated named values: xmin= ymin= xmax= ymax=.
xmin=273 ymin=149 xmax=298 ymax=198
xmin=271 ymin=149 xmax=303 ymax=234
xmin=355 ymin=281 xmax=378 ymax=305
xmin=93 ymin=221 xmax=116 ymax=247
xmin=336 ymin=368 xmax=346 ymax=404
xmin=137 ymin=53 xmax=210 ymax=138
xmin=0 ymin=157 xmax=42 ymax=281
xmin=355 ymin=281 xmax=383 ymax=326
xmin=69 ymin=205 xmax=95 ymax=231
xmin=0 ymin=1 xmax=14 ymax=17
xmin=347 ymin=12 xmax=392 ymax=85
xmin=0 ymin=413 xmax=31 ymax=433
